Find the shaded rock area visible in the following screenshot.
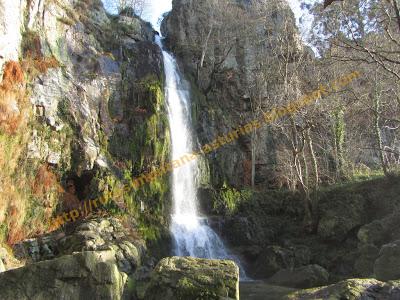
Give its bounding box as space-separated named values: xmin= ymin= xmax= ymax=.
xmin=374 ymin=240 xmax=400 ymax=281
xmin=268 ymin=264 xmax=329 ymax=289
xmin=285 ymin=278 xmax=400 ymax=300
xmin=144 ymin=256 xmax=240 ymax=300
xmin=355 ymin=208 xmax=400 ymax=277
xmin=0 ymin=250 xmax=128 ymax=300
xmin=252 ymin=245 xmax=311 ymax=278
xmin=207 ymin=177 xmax=400 ymax=284
xmin=240 ymin=282 xmax=296 ymax=300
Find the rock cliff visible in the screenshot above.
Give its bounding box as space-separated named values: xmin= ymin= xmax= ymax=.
xmin=0 ymin=1 xmax=244 ymax=298
xmin=161 ymin=0 xmax=305 ymax=189
xmin=0 ymin=0 xmax=171 ymax=248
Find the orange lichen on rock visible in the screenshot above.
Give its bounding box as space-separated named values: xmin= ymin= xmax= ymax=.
xmin=32 ymin=164 xmax=59 ymax=197
xmin=33 ymin=56 xmax=60 ymax=74
xmin=2 ymin=61 xmax=25 ymax=88
xmin=0 ymin=61 xmax=27 ymax=134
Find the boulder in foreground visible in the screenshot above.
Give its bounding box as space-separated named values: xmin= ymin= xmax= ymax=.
xmin=285 ymin=278 xmax=400 ymax=299
xmin=374 ymin=240 xmax=400 ymax=281
xmin=0 ymin=250 xmax=127 ymax=300
xmin=144 ymin=256 xmax=239 ymax=300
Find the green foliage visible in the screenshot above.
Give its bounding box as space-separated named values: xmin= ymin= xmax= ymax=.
xmin=351 ymin=165 xmax=385 ymax=182
xmin=0 ymin=224 xmax=8 ymax=246
xmin=213 ymin=183 xmax=252 ymax=215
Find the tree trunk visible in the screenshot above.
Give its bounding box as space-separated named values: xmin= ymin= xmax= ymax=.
xmin=302 ymin=149 xmax=309 ymax=188
xmin=251 ymin=129 xmax=256 ymax=188
xmin=373 ymin=90 xmax=389 ymax=176
xmin=305 ymin=127 xmax=319 ymax=188
xmin=333 ymin=109 xmax=345 ymax=179
xmin=290 ymin=119 xmax=312 ymax=227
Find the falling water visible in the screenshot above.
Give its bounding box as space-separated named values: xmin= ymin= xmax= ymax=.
xmin=155 ymin=35 xmax=247 ymax=278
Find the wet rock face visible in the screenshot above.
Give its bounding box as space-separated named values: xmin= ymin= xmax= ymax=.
xmin=0 ymin=250 xmax=128 ymax=300
xmin=144 ymin=256 xmax=240 ymax=300
xmin=161 ymin=0 xmax=304 ymax=188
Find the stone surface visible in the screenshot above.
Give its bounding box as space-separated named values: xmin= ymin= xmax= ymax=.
xmin=357 ymin=209 xmax=400 ymax=246
xmin=0 ymin=0 xmax=25 ymax=73
xmin=13 ymin=217 xmax=146 ymax=276
xmin=354 ymin=243 xmax=379 ymax=277
xmin=1 ymin=0 xmax=170 ymax=272
xmin=240 ymin=281 xmax=296 ymax=300
xmin=317 ymin=194 xmax=365 ymax=242
xmin=268 ymin=264 xmax=329 ymax=289
xmin=252 ymin=245 xmax=311 ymax=279
xmin=0 ymin=250 xmax=127 ymax=300
xmin=3 ymin=0 xmax=168 ymax=178
xmin=285 ymin=279 xmax=400 ymax=300
xmin=0 ymin=258 xmax=4 ymax=273
xmin=161 ymin=0 xmax=305 ymax=189
xmin=144 ymin=256 xmax=240 ymax=300
xmin=374 ymin=240 xmax=400 ymax=281
xmin=0 ymin=247 xmax=22 ymax=271
xmin=355 ymin=209 xmax=400 ymax=277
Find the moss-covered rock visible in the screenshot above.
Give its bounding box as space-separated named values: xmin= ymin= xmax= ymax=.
xmin=374 ymin=240 xmax=400 ymax=281
xmin=285 ymin=278 xmax=400 ymax=300
xmin=0 ymin=250 xmax=128 ymax=299
xmin=144 ymin=256 xmax=239 ymax=300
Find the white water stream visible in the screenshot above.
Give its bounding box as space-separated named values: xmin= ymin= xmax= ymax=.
xmin=155 ymin=35 xmax=247 ymax=278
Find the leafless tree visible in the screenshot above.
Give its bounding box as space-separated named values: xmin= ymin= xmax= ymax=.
xmin=104 ymin=0 xmax=149 ymax=16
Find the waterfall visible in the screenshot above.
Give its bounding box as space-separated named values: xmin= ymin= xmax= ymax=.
xmin=155 ymin=35 xmax=247 ymax=278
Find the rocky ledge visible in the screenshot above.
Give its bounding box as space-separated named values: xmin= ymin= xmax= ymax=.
xmin=0 ymin=218 xmax=240 ymax=300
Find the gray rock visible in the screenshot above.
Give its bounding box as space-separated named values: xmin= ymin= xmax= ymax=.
xmin=285 ymin=278 xmax=400 ymax=300
xmin=268 ymin=264 xmax=329 ymax=289
xmin=317 ymin=194 xmax=365 ymax=242
xmin=144 ymin=256 xmax=240 ymax=300
xmin=354 ymin=243 xmax=379 ymax=277
xmin=253 ymin=245 xmax=311 ymax=279
xmin=0 ymin=250 xmax=128 ymax=300
xmin=13 ymin=217 xmax=146 ymax=276
xmin=358 ymin=209 xmax=400 ymax=247
xmin=374 ymin=240 xmax=400 ymax=281
xmin=161 ymin=0 xmax=305 ymax=188
xmin=0 ymin=0 xmax=24 ymax=73
xmin=0 ymin=259 xmax=5 ymax=273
